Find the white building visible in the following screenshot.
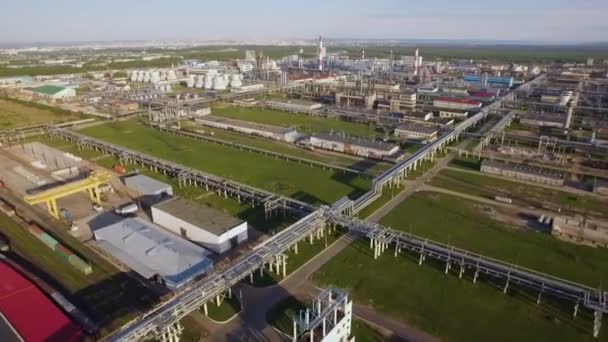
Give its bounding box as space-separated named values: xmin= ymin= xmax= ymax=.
xmin=394 ymin=122 xmax=438 ymax=142
xmin=123 ymin=174 xmax=173 ymax=197
xmin=433 ymin=97 xmax=482 ymax=111
xmin=151 ymin=197 xmax=248 ymax=254
xmin=195 ymin=115 xmax=299 ymax=142
xmin=265 ymin=99 xmax=322 ymax=112
xmin=309 ymin=133 xmax=400 ymax=159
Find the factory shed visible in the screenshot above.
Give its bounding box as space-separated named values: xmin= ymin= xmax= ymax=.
xmin=31 ymin=85 xmax=76 ymax=100
xmin=123 ymin=174 xmax=173 ymax=196
xmin=93 ymin=216 xmax=214 ymax=290
xmin=0 ymin=261 xmax=83 ymax=342
xmin=196 ymin=115 xmax=299 ymax=142
xmin=151 ymin=197 xmax=248 ymax=254
xmin=310 ymin=133 xmax=400 ymax=159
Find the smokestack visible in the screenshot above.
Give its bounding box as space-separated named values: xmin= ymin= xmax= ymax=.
xmin=318 ymin=35 xmax=324 ymax=72
xmin=414 ymin=48 xmax=419 ymax=76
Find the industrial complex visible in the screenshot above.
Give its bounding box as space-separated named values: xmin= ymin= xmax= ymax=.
xmin=1 ymin=26 xmax=608 ymax=342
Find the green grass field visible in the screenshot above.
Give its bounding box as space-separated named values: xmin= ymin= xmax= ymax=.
xmin=380 ymin=192 xmax=608 ymax=286
xmin=313 ymin=238 xmax=607 ymax=342
xmin=183 ymin=121 xmax=390 ymax=175
xmin=78 ymin=120 xmax=370 ymax=205
xmin=0 ymin=98 xmax=86 ymax=129
xmin=430 ymin=168 xmax=608 ymax=218
xmin=312 ymin=192 xmax=608 ymax=341
xmin=267 ymin=296 xmax=385 ymax=341
xmin=212 ymin=106 xmax=380 ymax=138
xmin=204 ymin=295 xmax=241 ymax=322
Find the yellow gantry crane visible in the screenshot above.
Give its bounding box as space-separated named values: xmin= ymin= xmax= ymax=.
xmin=24 ymin=170 xmax=113 ymax=219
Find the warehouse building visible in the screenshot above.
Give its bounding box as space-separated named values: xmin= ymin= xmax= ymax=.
xmin=393 ymin=110 xmax=433 ymax=121
xmin=394 ymin=122 xmax=438 ymax=142
xmin=93 ymin=215 xmax=214 ymax=290
xmin=151 ymin=197 xmax=248 ymax=254
xmin=123 ymin=174 xmax=173 ymax=197
xmin=480 ymin=159 xmax=565 ymax=186
xmin=0 ymin=261 xmax=84 ymax=342
xmin=30 ymin=85 xmax=76 ymax=101
xmin=265 ymin=99 xmax=322 ymax=112
xmin=309 ymin=133 xmax=400 ymax=159
xmin=389 ymin=92 xmax=417 ymax=111
xmin=196 ymin=115 xmax=299 ymax=142
xmin=433 ymin=97 xmax=482 ymax=111
xmin=519 ymin=112 xmax=566 ymax=128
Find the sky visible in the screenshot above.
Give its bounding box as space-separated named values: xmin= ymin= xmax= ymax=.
xmin=1 ymin=0 xmax=608 ymax=43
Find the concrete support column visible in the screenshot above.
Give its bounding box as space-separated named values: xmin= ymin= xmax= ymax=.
xmin=594 ymin=310 xmax=602 ymax=338
xmin=573 ymin=303 xmax=579 ymax=318
xmin=203 ymin=303 xmax=208 ymax=316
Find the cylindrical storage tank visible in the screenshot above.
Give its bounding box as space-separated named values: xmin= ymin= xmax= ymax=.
xmin=137 ymin=72 xmax=144 ymax=82
xmin=167 ymin=70 xmax=177 ymax=80
xmin=204 ymin=74 xmax=213 ymax=89
xmin=151 ymin=71 xmax=160 ymax=83
xmin=230 ymin=73 xmax=242 ymax=88
xmin=213 ymin=75 xmax=227 ymax=90
xmin=195 ymin=75 xmax=204 ymax=88
xmin=186 ymin=75 xmax=195 ymax=87
xmin=130 ymin=71 xmax=138 ymax=82
xmin=143 ymin=72 xmax=150 ymax=83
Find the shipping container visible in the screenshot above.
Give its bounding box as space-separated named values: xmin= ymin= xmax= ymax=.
xmin=29 ymin=224 xmax=45 ymax=236
xmin=55 ymin=244 xmax=73 ymax=258
xmin=494 ymin=196 xmax=513 ymax=204
xmin=39 ymin=233 xmax=59 ymax=249
xmin=68 ymin=255 xmax=92 ymax=275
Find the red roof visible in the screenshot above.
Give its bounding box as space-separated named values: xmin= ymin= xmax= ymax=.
xmin=436 ymin=97 xmax=482 ymax=106
xmin=470 ymin=91 xmax=496 ymax=98
xmin=0 ymin=261 xmax=83 ymax=342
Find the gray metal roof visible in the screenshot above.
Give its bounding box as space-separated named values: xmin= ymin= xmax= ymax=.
xmin=0 ymin=313 xmax=22 ymax=342
xmin=197 ymin=115 xmax=295 ymax=135
xmin=94 ymin=215 xmax=213 ymax=286
xmin=312 ymin=133 xmax=398 ymax=152
xmin=123 ymin=174 xmax=172 ymax=196
xmin=153 ymin=197 xmax=244 ymax=236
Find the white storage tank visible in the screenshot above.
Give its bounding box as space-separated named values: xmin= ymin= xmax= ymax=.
xmin=167 ymin=70 xmax=177 ymax=80
xmin=213 ymin=75 xmax=227 ymax=90
xmin=151 ymin=71 xmax=160 ymax=83
xmin=137 ymin=72 xmax=144 ymax=82
xmin=130 ymin=71 xmax=139 ymax=82
xmin=164 ymin=84 xmax=171 ymax=92
xmin=230 ymin=74 xmax=242 ymax=88
xmin=203 ymin=74 xmax=213 ymax=90
xmin=195 ymin=75 xmax=204 ymax=88
xmin=186 ymin=75 xmax=196 ymax=88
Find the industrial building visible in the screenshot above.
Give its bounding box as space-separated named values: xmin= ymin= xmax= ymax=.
xmin=30 ymin=85 xmax=76 ymax=101
xmin=151 ymin=197 xmax=248 ymax=254
xmin=389 ymin=92 xmax=417 ymax=111
xmin=552 ymin=216 xmax=608 ymax=248
xmin=480 ymin=159 xmax=565 ymax=186
xmin=93 ymin=215 xmax=214 ymax=290
xmin=463 ymin=74 xmax=514 ymax=88
xmin=394 ymin=121 xmax=438 ymax=142
xmin=123 ymin=174 xmax=173 ymax=197
xmin=399 ymin=110 xmax=433 ymax=121
xmin=519 ymin=112 xmax=566 ymax=128
xmin=433 ymin=97 xmax=482 ymax=111
xmin=0 ymin=261 xmax=84 ymax=342
xmin=265 ymin=99 xmax=322 ymax=112
xmin=309 ymin=133 xmax=400 ymax=159
xmin=335 ymin=92 xmax=377 ymax=109
xmin=438 ymin=109 xmax=469 ymax=119
xmin=195 ymin=115 xmax=299 ymax=142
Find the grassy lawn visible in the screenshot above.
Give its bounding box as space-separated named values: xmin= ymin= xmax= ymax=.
xmin=0 ymin=98 xmax=86 ymax=129
xmin=179 ymin=314 xmax=209 ymax=342
xmin=380 ymin=192 xmax=608 ymax=286
xmin=248 ymin=229 xmax=343 ymax=287
xmin=357 ymin=184 xmax=405 ymax=219
xmin=184 ymin=121 xmax=390 ymax=175
xmin=0 ymin=212 xmax=156 ymax=336
xmin=267 ymin=296 xmax=385 ymax=341
xmin=449 ymin=157 xmax=482 ymax=170
xmin=78 ymin=120 xmax=370 ymax=205
xmin=430 ymin=168 xmax=608 ymax=218
xmin=212 ymin=106 xmax=380 ymax=138
xmin=204 ymin=295 xmax=242 ymax=322
xmin=313 ymin=238 xmax=606 ymax=342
